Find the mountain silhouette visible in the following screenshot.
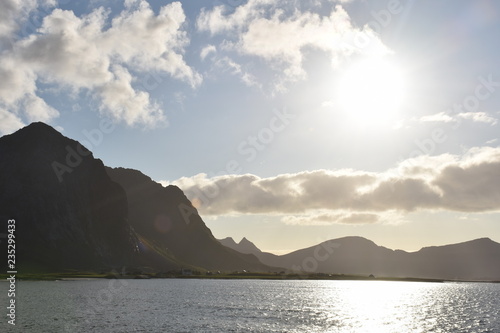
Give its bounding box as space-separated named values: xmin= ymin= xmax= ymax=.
xmin=106 ymin=167 xmax=271 ymax=271
xmin=219 ymin=237 xmax=262 ymax=255
xmin=0 ymin=122 xmax=135 ymax=272
xmin=0 ymin=122 xmax=270 ymax=273
xmin=2 ymin=122 xmax=499 ymax=280
xmin=220 ymin=236 xmax=500 ymax=281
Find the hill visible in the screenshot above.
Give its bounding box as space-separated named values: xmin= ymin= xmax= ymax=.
xmin=219 ymin=236 xmax=500 ymax=281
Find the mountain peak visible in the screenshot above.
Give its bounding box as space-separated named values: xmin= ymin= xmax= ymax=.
xmin=14 ymin=122 xmax=63 ymax=139
xmin=24 ymin=121 xmax=56 ymax=131
xmin=475 ymin=237 xmax=494 ymax=243
xmin=239 ymin=237 xmax=250 ymax=244
xmin=219 ymin=236 xmax=262 ymax=255
xmin=0 ymin=121 xmax=135 ymax=271
xmin=1 ymin=122 xmax=64 ymax=145
xmin=419 ymin=237 xmax=499 ymax=252
xmin=219 ymin=237 xmax=238 ymax=248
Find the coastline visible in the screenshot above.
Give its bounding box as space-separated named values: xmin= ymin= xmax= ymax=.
xmin=1 ymin=272 xmax=498 ymax=283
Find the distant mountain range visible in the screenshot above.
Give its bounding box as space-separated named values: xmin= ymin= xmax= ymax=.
xmin=219 ymin=236 xmax=500 ymax=281
xmin=219 ymin=237 xmax=263 ymax=255
xmin=1 ymin=122 xmax=499 ymax=281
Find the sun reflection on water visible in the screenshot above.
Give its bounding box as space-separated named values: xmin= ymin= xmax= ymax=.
xmin=308 ymin=280 xmax=452 ymax=333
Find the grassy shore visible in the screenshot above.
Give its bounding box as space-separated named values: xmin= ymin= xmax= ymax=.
xmin=0 ymin=271 xmax=449 ymax=282
xmin=2 ymin=270 xmax=500 ymax=282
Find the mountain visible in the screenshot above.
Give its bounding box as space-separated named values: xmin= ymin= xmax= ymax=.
xmin=106 ymin=167 xmax=271 ymax=272
xmin=0 ymin=122 xmax=136 ymax=272
xmin=3 ymin=122 xmax=499 ymax=280
xmin=219 ymin=237 xmax=262 ymax=255
xmin=0 ymin=122 xmax=270 ymax=273
xmin=403 ymin=237 xmax=500 ymax=280
xmin=220 ymin=236 xmax=500 ymax=281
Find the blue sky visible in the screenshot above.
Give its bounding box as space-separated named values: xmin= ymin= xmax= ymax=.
xmin=1 ymin=0 xmax=500 ymax=253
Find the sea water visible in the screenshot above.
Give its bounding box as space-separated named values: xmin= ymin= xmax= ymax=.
xmin=1 ymin=279 xmax=499 ymax=332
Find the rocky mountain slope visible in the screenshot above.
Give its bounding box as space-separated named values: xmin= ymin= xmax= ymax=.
xmin=0 ymin=122 xmax=135 ymax=272
xmin=0 ymin=123 xmax=270 ymax=273
xmin=106 ymin=167 xmax=270 ymax=271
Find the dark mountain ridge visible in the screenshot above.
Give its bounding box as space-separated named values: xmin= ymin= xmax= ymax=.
xmin=219 ymin=237 xmax=262 ymax=255
xmin=220 ymin=236 xmax=500 ymax=281
xmin=2 ymin=122 xmax=499 ymax=280
xmin=106 ymin=167 xmax=271 ymax=271
xmin=0 ymin=122 xmax=135 ymax=271
xmin=0 ymin=123 xmax=270 ymax=273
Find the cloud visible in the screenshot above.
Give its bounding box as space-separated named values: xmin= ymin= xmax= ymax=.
xmin=213 ymin=56 xmax=260 ymax=87
xmin=22 ymin=94 xmax=59 ymax=122
xmin=281 ymin=212 xmax=382 ymax=226
xmin=197 ymin=0 xmax=390 ymax=90
xmin=419 ymin=112 xmax=454 ymax=123
xmin=457 ymin=112 xmax=498 ymax=125
xmin=0 ymin=107 xmax=24 ymax=134
xmin=419 ymin=112 xmax=498 ymax=126
xmin=98 ymin=65 xmax=165 ymax=126
xmin=173 ymin=169 xmax=377 ymax=215
xmin=0 ymin=0 xmax=200 ymax=134
xmin=486 ymin=139 xmax=498 ymax=145
xmin=171 ymin=147 xmax=500 ymax=224
xmin=0 ymin=0 xmax=40 ymax=41
xmin=200 ymin=44 xmax=216 ymax=60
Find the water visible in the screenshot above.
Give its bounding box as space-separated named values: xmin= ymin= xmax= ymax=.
xmin=1 ymin=279 xmax=499 ymax=332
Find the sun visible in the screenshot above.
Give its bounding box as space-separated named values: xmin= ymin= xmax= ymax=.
xmin=336 ymin=57 xmax=407 ymax=128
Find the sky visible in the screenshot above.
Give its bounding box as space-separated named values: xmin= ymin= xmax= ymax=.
xmin=1 ymin=0 xmax=500 ymax=254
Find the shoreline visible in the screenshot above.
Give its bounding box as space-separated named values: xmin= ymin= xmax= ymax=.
xmin=1 ymin=272 xmax=499 ymax=283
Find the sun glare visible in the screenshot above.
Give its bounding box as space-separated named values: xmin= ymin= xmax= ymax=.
xmin=336 ymin=57 xmax=407 ymax=128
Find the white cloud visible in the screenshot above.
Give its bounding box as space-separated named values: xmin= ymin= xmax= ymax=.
xmin=197 ymin=1 xmax=390 ymax=90
xmin=172 ymin=147 xmax=500 ymax=224
xmin=213 ymin=56 xmax=260 ymax=87
xmin=281 ymin=210 xmax=405 ymax=226
xmin=419 ymin=111 xmax=498 ymax=126
xmin=457 ymin=112 xmax=498 ymax=125
xmin=281 ymin=212 xmax=381 ymax=225
xmin=0 ymin=107 xmax=24 ymax=135
xmin=197 ymin=0 xmax=274 ymax=35
xmin=419 ymin=112 xmax=454 ymax=123
xmin=0 ymin=0 xmax=200 ymax=135
xmin=158 ymin=180 xmax=170 ymax=187
xmin=200 ymin=44 xmax=216 ymax=60
xmin=0 ymin=0 xmax=39 ymax=40
xmin=98 ymin=65 xmax=165 ymax=126
xmin=22 ymin=94 xmax=59 ymax=122
xmin=486 ymin=139 xmax=498 ymax=145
